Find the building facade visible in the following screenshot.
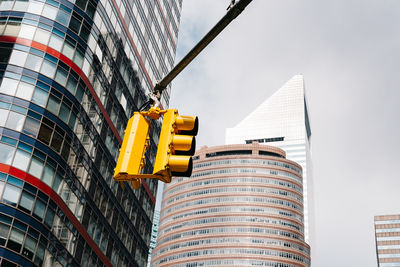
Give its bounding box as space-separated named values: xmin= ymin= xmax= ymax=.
xmin=225 ymin=75 xmax=314 ymax=248
xmin=152 ymin=144 xmax=310 ymax=266
xmin=375 ymin=214 xmax=400 ymax=266
xmin=147 ymin=210 xmax=160 ymax=267
xmin=0 ymin=0 xmax=182 ymax=266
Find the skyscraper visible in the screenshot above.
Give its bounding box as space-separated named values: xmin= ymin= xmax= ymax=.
xmin=0 ymin=0 xmax=182 ymax=266
xmin=225 ymin=75 xmax=314 ymax=247
xmin=152 ymin=143 xmax=310 ymax=266
xmin=374 ymin=214 xmax=400 ymax=266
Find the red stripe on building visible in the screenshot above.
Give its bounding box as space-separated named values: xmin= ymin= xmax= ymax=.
xmin=0 ymin=163 xmax=113 ymax=267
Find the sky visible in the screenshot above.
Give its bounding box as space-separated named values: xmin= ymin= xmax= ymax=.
xmin=164 ymin=1 xmax=400 ymax=266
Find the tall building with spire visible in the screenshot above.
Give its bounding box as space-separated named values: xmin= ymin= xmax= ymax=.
xmin=226 ymin=75 xmax=314 ymax=248
xmin=0 ymin=0 xmax=183 ymax=266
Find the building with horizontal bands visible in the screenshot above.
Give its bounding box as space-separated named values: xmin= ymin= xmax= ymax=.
xmin=375 ymin=214 xmax=400 ymax=267
xmin=152 ymin=143 xmax=310 ymax=266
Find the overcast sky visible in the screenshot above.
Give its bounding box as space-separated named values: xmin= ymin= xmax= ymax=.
xmin=165 ymin=1 xmax=400 ymax=266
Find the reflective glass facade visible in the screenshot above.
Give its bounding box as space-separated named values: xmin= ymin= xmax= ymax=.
xmin=375 ymin=214 xmax=400 ymax=267
xmin=152 ymin=144 xmax=310 ymax=266
xmin=0 ymin=0 xmax=182 ymax=266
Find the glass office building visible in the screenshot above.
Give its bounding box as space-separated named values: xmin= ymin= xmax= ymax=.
xmin=0 ymin=0 xmax=182 ymax=266
xmin=375 ymin=214 xmax=400 ymax=267
xmin=225 ymin=75 xmax=314 ymax=249
xmin=152 ymin=143 xmax=310 ymax=266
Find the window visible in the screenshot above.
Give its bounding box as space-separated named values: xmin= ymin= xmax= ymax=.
xmin=25 ymin=54 xmax=43 ymax=72
xmin=19 ymin=191 xmax=34 ymax=213
xmin=58 ymin=102 xmax=70 ymax=123
xmin=32 ymin=87 xmax=49 ymax=107
xmin=62 ymin=41 xmax=75 ymax=59
xmin=37 ymin=123 xmax=53 ymax=145
xmin=0 ymin=143 xmax=15 ymax=165
xmin=22 ymin=235 xmax=37 ymax=260
xmin=33 ymin=199 xmax=46 ymax=220
xmin=7 ymin=228 xmax=24 ymax=252
xmin=18 ymin=24 xmax=36 ymax=39
xmin=12 ymin=149 xmax=30 ymax=171
xmin=9 ymin=50 xmax=28 ymax=67
xmin=15 ymin=82 xmax=35 ymax=101
xmin=2 ymin=184 xmax=21 ymax=206
xmin=42 ymin=164 xmax=55 ymax=187
xmin=28 ymin=156 xmax=44 ymax=178
xmin=0 ymin=223 xmax=10 ymax=246
xmin=44 ymin=208 xmax=55 ymax=228
xmin=55 ymin=67 xmax=68 ymax=86
xmin=23 ymin=117 xmax=40 ymax=137
xmin=40 ymin=60 xmax=56 ymax=78
xmin=55 ymin=10 xmax=70 ymax=26
xmin=0 ymin=78 xmax=18 ymax=96
xmin=5 ymin=111 xmax=25 ymax=131
xmin=33 ymin=28 xmax=50 ymax=44
xmin=27 ymin=1 xmax=44 ymax=15
xmin=42 ymin=4 xmax=58 ymax=21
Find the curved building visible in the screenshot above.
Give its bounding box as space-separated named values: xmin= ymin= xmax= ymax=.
xmin=152 ymin=143 xmax=310 ymax=267
xmin=0 ymin=0 xmax=182 ymax=266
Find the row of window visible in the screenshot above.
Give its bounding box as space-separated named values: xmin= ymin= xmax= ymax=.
xmin=164 ymin=185 xmax=303 ymax=211
xmin=155 ymin=247 xmax=309 ymax=265
xmin=375 ymin=219 xmax=400 ymax=225
xmin=192 ymin=158 xmax=302 ymax=175
xmin=191 ymin=168 xmax=302 ymax=184
xmin=165 ymin=185 xmax=303 ymax=207
xmin=154 ymin=236 xmax=309 ymax=260
xmin=378 ymin=245 xmax=400 ymax=250
xmin=160 ymin=215 xmax=303 ymax=238
xmin=162 ymin=195 xmax=303 ymax=218
xmin=164 ymin=176 xmax=303 ymax=198
xmin=376 ymin=228 xmax=400 ymax=233
xmin=377 ymin=236 xmax=400 ymax=242
xmin=174 ymin=259 xmax=300 ymax=267
xmin=160 ymin=205 xmax=304 ymax=240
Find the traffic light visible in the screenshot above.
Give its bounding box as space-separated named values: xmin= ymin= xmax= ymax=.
xmin=114 ymin=112 xmax=150 ymax=189
xmin=153 ymin=109 xmax=198 ymax=183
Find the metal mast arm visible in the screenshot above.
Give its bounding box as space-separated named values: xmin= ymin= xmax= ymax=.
xmin=153 ymin=0 xmax=253 ymax=99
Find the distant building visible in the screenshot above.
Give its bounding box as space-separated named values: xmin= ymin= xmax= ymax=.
xmin=148 ymin=210 xmax=160 ymax=267
xmin=0 ymin=0 xmax=183 ymax=265
xmin=374 ymin=214 xmax=400 ymax=266
xmin=152 ymin=143 xmax=310 ymax=266
xmin=225 ymin=75 xmax=314 ymax=248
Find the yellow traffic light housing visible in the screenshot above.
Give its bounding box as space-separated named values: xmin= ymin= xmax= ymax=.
xmin=113 ymin=107 xmax=198 ymax=189
xmin=153 ymin=109 xmax=198 ymax=183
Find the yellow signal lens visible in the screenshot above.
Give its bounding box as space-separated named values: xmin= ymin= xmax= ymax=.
xmin=172 ymin=135 xmax=195 ymax=155
xmin=169 ymin=155 xmax=193 ymax=177
xmin=175 ymin=115 xmax=198 ymax=135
